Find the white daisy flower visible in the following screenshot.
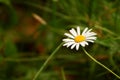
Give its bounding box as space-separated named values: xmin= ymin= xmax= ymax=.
xmin=63 ymin=26 xmax=97 ymax=50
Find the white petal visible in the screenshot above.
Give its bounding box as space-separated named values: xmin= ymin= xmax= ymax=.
xmin=63 ymin=43 xmax=69 ymax=46
xmin=86 ymin=29 xmax=92 ymax=33
xmin=85 ymin=34 xmax=96 ymax=37
xmin=64 ymin=33 xmax=74 ymax=39
xmin=69 ymin=28 xmax=77 ymax=36
xmin=79 ymin=41 xmax=88 ymax=46
xmin=63 ymin=42 xmax=75 ymax=47
xmin=86 ymin=37 xmax=97 ymax=40
xmin=80 ymin=42 xmax=85 ymax=47
xmin=63 ymin=39 xmax=74 ymax=42
xmin=66 ymin=42 xmax=75 ymax=47
xmin=90 ymin=32 xmax=97 ymax=35
xmin=82 ymin=32 xmax=97 ymax=37
xmin=83 ymin=41 xmax=88 ymax=45
xmin=77 ymin=27 xmax=80 ymax=35
xmin=87 ymin=32 xmax=97 ymax=36
xmin=86 ymin=40 xmax=94 ymax=43
xmin=82 ymin=27 xmax=88 ymax=35
xmin=76 ymin=43 xmax=80 ymax=50
xmin=70 ymin=43 xmax=76 ymax=49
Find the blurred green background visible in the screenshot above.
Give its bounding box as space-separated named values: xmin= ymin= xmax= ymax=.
xmin=0 ymin=0 xmax=120 ymax=80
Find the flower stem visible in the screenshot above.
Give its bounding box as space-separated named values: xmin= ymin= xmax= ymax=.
xmin=82 ymin=48 xmax=120 ymax=79
xmin=61 ymin=67 xmax=66 ymax=80
xmin=33 ymin=42 xmax=63 ymax=80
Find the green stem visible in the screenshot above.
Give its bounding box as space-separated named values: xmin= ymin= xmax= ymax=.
xmin=61 ymin=67 xmax=66 ymax=80
xmin=33 ymin=42 xmax=63 ymax=80
xmin=82 ymin=48 xmax=120 ymax=79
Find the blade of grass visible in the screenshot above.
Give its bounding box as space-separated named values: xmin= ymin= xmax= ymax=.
xmin=33 ymin=42 xmax=63 ymax=80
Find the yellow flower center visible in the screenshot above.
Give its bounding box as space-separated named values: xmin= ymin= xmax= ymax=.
xmin=74 ymin=35 xmax=86 ymax=43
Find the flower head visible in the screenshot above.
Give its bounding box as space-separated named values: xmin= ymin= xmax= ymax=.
xmin=63 ymin=26 xmax=97 ymax=50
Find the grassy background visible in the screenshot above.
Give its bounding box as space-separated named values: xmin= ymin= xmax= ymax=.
xmin=0 ymin=0 xmax=120 ymax=80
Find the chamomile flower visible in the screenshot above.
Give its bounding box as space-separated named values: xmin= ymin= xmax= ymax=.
xmin=63 ymin=26 xmax=97 ymax=50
